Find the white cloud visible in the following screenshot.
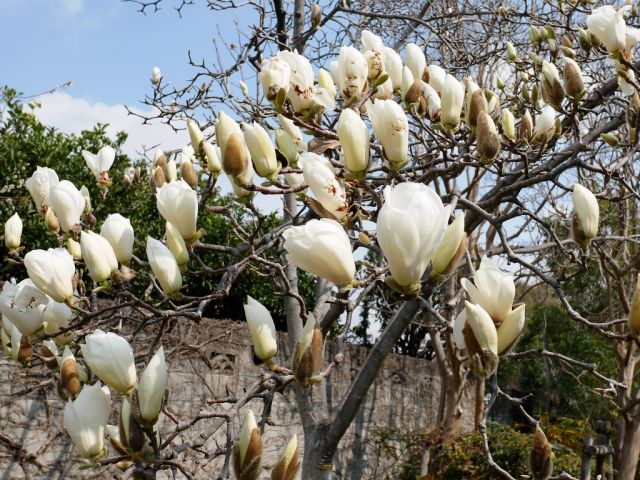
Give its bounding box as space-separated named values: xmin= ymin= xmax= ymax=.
xmin=34 ymin=91 xmax=187 ymax=158
xmin=60 ymin=0 xmax=84 ymax=16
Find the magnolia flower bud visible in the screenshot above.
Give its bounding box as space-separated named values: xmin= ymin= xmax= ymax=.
xmin=79 ymin=185 xmax=92 ymax=215
xmin=271 ymin=435 xmax=300 ymax=480
xmin=563 ymin=57 xmax=584 ymax=98
xmin=82 ymin=146 xmax=115 ymax=184
xmin=463 ymin=302 xmax=499 ymax=377
xmin=260 ymin=56 xmax=291 ymax=102
xmin=476 ymin=111 xmax=501 ymax=164
xmin=572 ymin=184 xmax=599 ymax=247
xmin=283 ymin=219 xmax=355 ymax=286
xmin=151 ymin=66 xmax=162 ymax=85
xmin=377 ymin=183 xmax=450 ymax=290
xmin=152 ymin=165 xmax=165 ymax=188
xmin=165 ymin=221 xmax=189 ymax=267
xmin=318 ymin=68 xmax=336 ymax=99
xmin=80 ymin=231 xmax=118 ymax=283
xmin=81 ymin=330 xmax=136 ymax=394
xmin=300 ymin=153 xmax=348 ymax=220
xmin=49 ymin=180 xmax=85 ymax=232
xmin=119 ymin=397 xmax=144 ymax=454
xmin=337 ymin=108 xmax=370 ymax=175
xmin=223 ymin=132 xmax=251 ymax=179
xmin=67 ymin=237 xmax=82 ymax=259
xmin=25 ymin=166 xmax=59 ymax=212
xmin=441 ymin=75 xmax=465 ymax=129
xmin=629 ymin=274 xmax=640 ymax=335
xmin=276 ymin=129 xmax=299 ymax=165
xmin=431 ymin=214 xmax=467 ymax=277
xmin=203 ymin=141 xmax=222 ymax=175
xmin=239 ymin=80 xmax=249 ymax=98
xmin=519 ymin=110 xmax=534 ymax=142
xmin=4 ymin=212 xmax=22 ymax=250
xmin=244 ymin=296 xmax=278 ymax=363
xmin=41 ymin=340 xmax=59 ymax=370
xmin=366 ymin=99 xmax=408 ymax=168
xmin=60 ymin=346 xmax=81 ymax=397
xmin=156 ymin=180 xmax=198 ymax=240
xmin=541 ymin=61 xmax=565 ymax=109
xmin=216 ymin=111 xmax=243 ymax=161
xmin=578 ymin=28 xmax=592 ymax=51
xmin=405 ymin=43 xmax=426 ymax=81
xmin=181 ymin=158 xmax=198 ymax=187
xmin=292 ymin=314 xmax=323 ymax=386
xmin=505 ymin=41 xmax=518 ymax=61
xmin=137 ymin=347 xmax=168 ymax=424
xmin=44 ymin=208 xmax=60 ymax=233
xmin=337 ymin=46 xmax=368 ymax=102
xmin=532 ymin=106 xmax=556 ymax=144
xmin=2 ymin=317 xmax=22 ymax=362
xmin=63 ymin=382 xmax=111 ymax=458
xmin=243 ymin=122 xmax=279 ymax=180
xmin=424 ymin=64 xmax=446 ymax=94
xmin=468 ymin=88 xmax=488 ymax=129
xmin=401 ymin=67 xmax=415 ymax=103
xmin=187 ymin=119 xmax=205 ymax=158
xmin=501 ymin=109 xmax=516 ymax=140
xmin=147 ymin=237 xmax=183 ymax=294
xmin=0 ymin=279 xmax=47 ymax=336
xmin=586 ymin=5 xmax=629 ymax=53
xmin=383 ymin=47 xmax=403 ymax=90
xmin=100 ymin=213 xmax=134 ymax=264
xmin=496 ymin=304 xmax=526 ymax=354
xmin=310 ymin=4 xmax=322 ymax=28
xmin=233 ymin=410 xmax=262 ymax=480
xmin=529 ymin=427 xmax=553 ymax=480
xmin=24 ymin=248 xmax=75 ymax=302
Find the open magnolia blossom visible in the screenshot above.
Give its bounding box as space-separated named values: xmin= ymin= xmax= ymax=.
xmin=0 ymin=278 xmax=48 ymax=336
xmin=277 ymin=50 xmax=334 ymax=113
xmin=461 ymin=256 xmax=515 ymax=324
xmin=81 ymin=329 xmax=137 ymax=394
xmin=586 ymin=5 xmax=638 ymax=54
xmin=48 ymin=180 xmax=85 ymax=232
xmin=300 ymin=152 xmax=348 ymax=220
xmin=25 ymin=166 xmax=59 ymax=212
xmin=282 ymin=219 xmax=355 ymax=286
xmin=82 ymin=146 xmax=115 ymax=183
xmin=377 ymin=183 xmax=450 ymax=290
xmin=24 ymin=248 xmax=75 ymax=303
xmin=156 ymin=180 xmax=198 ymax=240
xmin=4 ymin=212 xmax=22 ymax=250
xmin=138 ymin=347 xmax=168 ymax=423
xmin=147 ymin=236 xmax=183 ymax=294
xmin=80 ymin=231 xmax=119 ymax=283
xmin=244 ymin=296 xmax=278 ymax=363
xmin=100 ymin=213 xmax=135 ymax=264
xmin=63 ymin=382 xmax=111 ymax=458
xmin=260 ymin=56 xmax=291 ymax=102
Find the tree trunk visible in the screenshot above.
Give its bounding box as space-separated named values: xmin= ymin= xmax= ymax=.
xmin=616 ymin=417 xmax=640 ymax=480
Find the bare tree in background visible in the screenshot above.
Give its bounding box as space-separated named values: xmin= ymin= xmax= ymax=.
xmin=4 ymin=0 xmax=640 ymax=478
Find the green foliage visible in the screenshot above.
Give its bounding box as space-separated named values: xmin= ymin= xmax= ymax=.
xmin=368 ymin=420 xmax=586 ymax=480
xmin=0 ymin=86 xmax=314 ymax=325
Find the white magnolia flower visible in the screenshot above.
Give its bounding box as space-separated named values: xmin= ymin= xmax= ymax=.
xmin=278 ymin=50 xmax=316 ymax=113
xmin=4 ymin=213 xmax=22 ymax=250
xmin=377 ymin=183 xmax=450 ymax=287
xmin=300 ymin=153 xmax=348 ymax=220
xmin=0 ymin=279 xmax=48 ymax=335
xmin=151 ymin=66 xmax=162 ymax=85
xmin=242 ymin=122 xmax=279 ymax=179
xmin=156 ymin=180 xmax=198 ymax=240
xmin=100 ymin=214 xmax=134 ymax=264
xmin=337 ymin=46 xmax=368 ymax=101
xmin=361 ymin=31 xmax=384 ymax=80
xmin=318 ymin=68 xmax=337 ymax=98
xmin=43 ymin=296 xmax=73 ymax=335
xmin=80 ymin=231 xmax=119 ymax=283
xmin=441 ymin=74 xmax=465 ymax=129
xmin=24 ymin=248 xmax=75 ymax=302
xmin=2 ymin=317 xmax=22 ymax=361
xmin=82 ymin=146 xmax=115 ymax=182
xmin=586 ymin=5 xmax=630 ymax=53
xmin=573 ymin=184 xmax=599 ymax=241
xmin=81 ymin=330 xmax=137 ymax=394
xmin=260 ymin=56 xmax=291 ymax=101
xmin=336 ymin=109 xmax=370 ymax=174
xmin=244 ymin=296 xmax=278 ymax=362
xmin=431 ymin=214 xmax=466 ymax=276
xmin=215 ymin=111 xmax=244 ymax=162
xmin=383 ymin=47 xmax=403 ymax=90
xmin=25 ymin=166 xmax=59 ymax=211
xmin=63 ymin=382 xmax=111 ymax=458
xmin=366 ymin=99 xmax=408 ymax=168
xmin=146 ymin=236 xmax=183 ymax=294
xmin=187 ymin=119 xmax=205 ymax=155
xmin=496 ymin=304 xmax=526 ymax=354
xmin=282 ymin=219 xmax=355 ymax=286
xmin=405 ymin=43 xmax=426 ymax=81
xmin=165 ymin=221 xmax=189 ymax=267
xmin=49 ymin=180 xmax=85 ymax=232
xmin=464 ymin=301 xmax=498 ymax=355
xmin=461 ymin=256 xmax=515 ymax=324
xmin=203 ymin=141 xmax=222 ymax=175
xmin=532 ymin=105 xmax=556 ymax=142
xmin=426 ymin=65 xmax=446 ymax=94
xmin=138 ymin=347 xmax=168 ymax=423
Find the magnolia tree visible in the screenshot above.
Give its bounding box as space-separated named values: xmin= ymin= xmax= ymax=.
xmin=4 ymin=0 xmax=640 ymax=478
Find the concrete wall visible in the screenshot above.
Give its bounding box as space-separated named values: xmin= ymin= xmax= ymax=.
xmin=0 ymin=319 xmax=474 ymax=479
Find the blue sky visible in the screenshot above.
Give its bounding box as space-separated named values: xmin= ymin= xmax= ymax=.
xmin=2 ymin=0 xmax=239 ymax=105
